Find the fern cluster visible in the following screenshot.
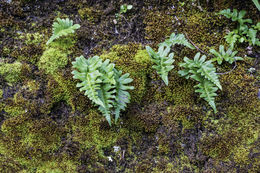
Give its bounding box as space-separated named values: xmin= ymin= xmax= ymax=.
xmin=46 ymin=18 xmax=80 ymax=45
xmin=178 ymin=53 xmax=222 ymax=113
xmin=146 ymin=33 xmax=194 ymax=85
xmin=209 ymin=45 xmax=243 ymax=64
xmin=72 ymin=55 xmax=134 ymax=126
xmin=219 ymin=9 xmax=260 ymax=48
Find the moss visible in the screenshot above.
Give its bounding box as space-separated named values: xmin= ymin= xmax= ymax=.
xmin=78 ymin=7 xmax=100 ymax=23
xmin=0 ymin=155 xmax=23 ymax=173
xmin=100 ymin=43 xmax=152 ymax=103
xmin=46 ymin=73 xmax=78 ymax=111
xmin=38 ymin=47 xmax=68 ymax=74
xmin=144 ymin=10 xmax=175 ymax=44
xmin=0 ymin=89 xmax=3 ymax=99
xmin=36 ymin=159 xmax=78 ymax=173
xmin=0 ymin=61 xmax=22 ymax=84
xmin=69 ymin=110 xmax=128 ymax=157
xmin=233 ymin=145 xmax=250 ymax=165
xmin=0 ymin=115 xmax=66 ymax=170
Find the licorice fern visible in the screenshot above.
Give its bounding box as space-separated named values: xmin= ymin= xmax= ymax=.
xmin=47 ymin=18 xmax=80 ymax=45
xmin=72 ymin=55 xmax=133 ymax=125
xmin=146 ymin=45 xmax=174 ymax=85
xmin=178 ymin=52 xmax=222 ymax=113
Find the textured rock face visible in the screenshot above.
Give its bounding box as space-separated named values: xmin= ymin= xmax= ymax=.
xmin=0 ymin=0 xmax=259 ymax=172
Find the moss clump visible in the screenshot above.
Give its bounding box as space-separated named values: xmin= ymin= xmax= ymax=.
xmin=0 ymin=61 xmax=22 ymax=84
xmin=38 ymin=48 xmax=68 ymax=74
xmin=78 ymin=7 xmax=100 ymax=23
xmin=0 ymin=115 xmax=66 ymax=170
xmin=100 ymin=43 xmax=152 ymax=103
xmin=69 ymin=110 xmax=128 ymax=157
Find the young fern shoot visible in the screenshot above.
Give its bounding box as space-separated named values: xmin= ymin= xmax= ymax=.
xmin=178 ymin=52 xmax=222 ymax=113
xmin=47 ymin=18 xmax=80 ymax=45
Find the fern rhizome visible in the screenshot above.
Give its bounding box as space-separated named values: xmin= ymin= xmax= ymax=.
xmin=46 ymin=18 xmax=80 ymax=45
xmin=178 ymin=52 xmax=222 ymax=113
xmin=72 ymin=55 xmax=134 ymax=126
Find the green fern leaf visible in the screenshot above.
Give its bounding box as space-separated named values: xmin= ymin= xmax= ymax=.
xmin=159 ymin=33 xmax=195 ymax=49
xmin=72 ymin=56 xmax=104 ymax=107
xmin=47 ymin=18 xmax=80 ymax=45
xmin=146 ymin=45 xmax=174 ymax=85
xmin=72 ymin=55 xmax=133 ymax=126
xmin=178 ymin=52 xmax=221 ymax=112
xmin=113 ymin=69 xmax=134 ymax=123
xmin=194 ymin=79 xmax=218 ymax=113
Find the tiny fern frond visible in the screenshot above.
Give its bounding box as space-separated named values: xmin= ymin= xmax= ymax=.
xmin=159 ymin=33 xmax=195 ymax=49
xmin=146 ymin=45 xmax=174 ymax=85
xmin=47 ymin=18 xmax=80 ymax=45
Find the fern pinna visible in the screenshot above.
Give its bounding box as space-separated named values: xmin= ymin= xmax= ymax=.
xmin=72 ymin=55 xmax=134 ymax=126
xmin=47 ymin=18 xmax=80 ymax=45
xmin=178 ymin=52 xmax=222 ymax=113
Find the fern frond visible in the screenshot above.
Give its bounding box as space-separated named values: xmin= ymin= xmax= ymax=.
xmin=72 ymin=56 xmax=104 ymax=107
xmin=146 ymin=45 xmax=174 ymax=85
xmin=113 ymin=69 xmax=134 ymax=123
xmin=210 ymin=45 xmax=243 ymax=65
xmin=98 ymin=83 xmax=116 ymax=126
xmin=159 ymin=33 xmax=195 ymax=49
xmin=178 ymin=52 xmax=221 ymax=112
xmin=72 ymin=55 xmax=133 ymax=126
xmin=47 ymin=18 xmax=80 ymax=45
xmin=194 ymin=79 xmax=218 ymax=113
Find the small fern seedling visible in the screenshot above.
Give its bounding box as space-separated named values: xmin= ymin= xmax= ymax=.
xmin=146 ymin=45 xmax=174 ymax=86
xmin=72 ymin=55 xmax=133 ymax=126
xmin=47 ymin=18 xmax=80 ymax=45
xmin=178 ymin=52 xmax=222 ymax=113
xmin=159 ymin=33 xmax=195 ymax=49
xmin=209 ymin=45 xmax=243 ymax=64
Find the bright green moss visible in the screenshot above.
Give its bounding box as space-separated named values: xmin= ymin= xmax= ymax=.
xmin=100 ymin=43 xmax=152 ymax=103
xmin=38 ymin=47 xmax=68 ymax=74
xmin=0 ymin=115 xmax=65 ymax=170
xmin=0 ymin=89 xmax=3 ymax=99
xmin=18 ymin=32 xmax=45 ymax=46
xmin=0 ymin=61 xmax=22 ymax=84
xmin=69 ymin=110 xmax=128 ymax=157
xmin=36 ymin=159 xmax=78 ymax=173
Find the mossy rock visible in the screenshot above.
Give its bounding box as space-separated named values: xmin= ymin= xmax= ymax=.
xmin=0 ymin=61 xmax=22 ymax=84
xmin=38 ymin=47 xmax=68 ymax=74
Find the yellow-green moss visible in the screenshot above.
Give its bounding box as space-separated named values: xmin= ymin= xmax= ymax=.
xmin=69 ymin=110 xmax=129 ymax=157
xmin=0 ymin=61 xmax=22 ymax=84
xmin=38 ymin=47 xmax=68 ymax=74
xmin=100 ymin=43 xmax=152 ymax=103
xmin=144 ymin=10 xmax=175 ymax=44
xmin=78 ymin=7 xmax=100 ymax=23
xmin=0 ymin=115 xmax=65 ymax=169
xmin=0 ymin=89 xmax=3 ymax=99
xmin=36 ymin=159 xmax=78 ymax=173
